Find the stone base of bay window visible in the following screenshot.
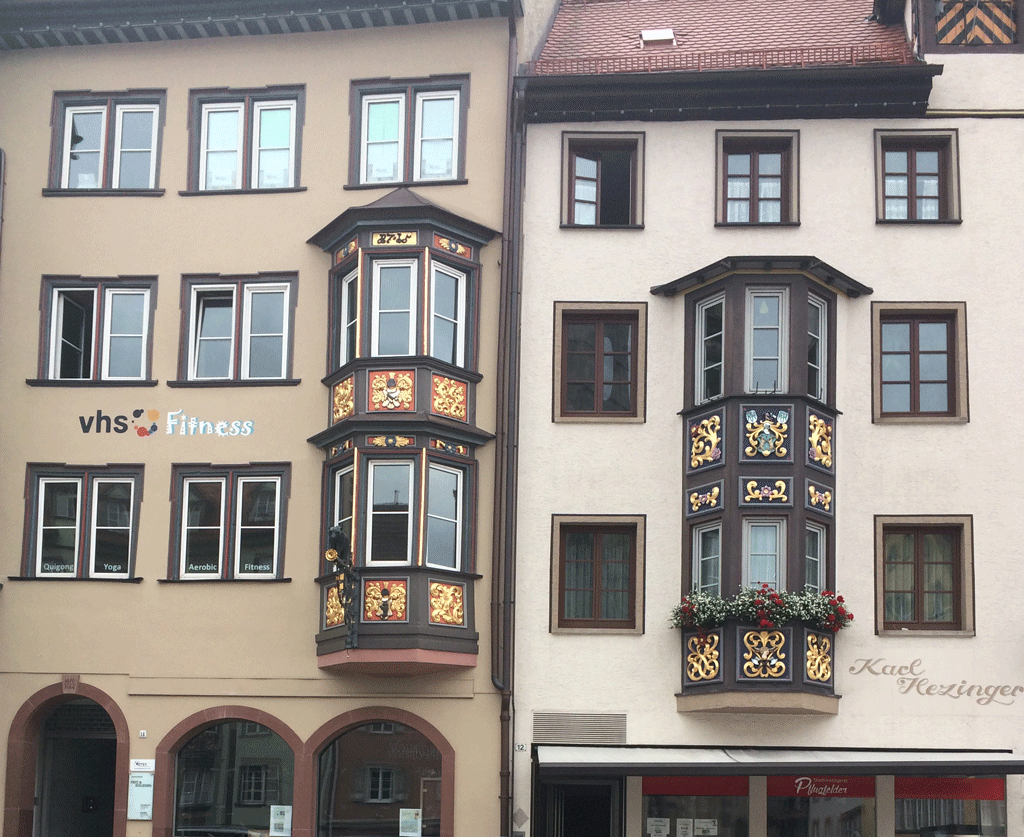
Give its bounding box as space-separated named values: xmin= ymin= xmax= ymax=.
xmin=678 ymin=619 xmax=840 ymax=714
xmin=318 ymin=645 xmax=478 ymax=676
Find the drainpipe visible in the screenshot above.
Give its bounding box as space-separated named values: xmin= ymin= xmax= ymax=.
xmin=493 ymin=5 xmax=524 ymax=837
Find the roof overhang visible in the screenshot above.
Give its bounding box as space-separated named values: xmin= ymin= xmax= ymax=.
xmin=650 ymin=256 xmax=873 ymax=299
xmin=0 ymin=0 xmax=521 ymax=50
xmin=520 ymin=62 xmax=942 ymax=122
xmin=536 ymin=746 xmax=1024 ymax=778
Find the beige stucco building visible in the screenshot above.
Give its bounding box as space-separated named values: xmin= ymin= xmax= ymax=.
xmin=509 ymin=1 xmax=1024 ymax=836
xmin=0 ymin=2 xmax=521 ymax=835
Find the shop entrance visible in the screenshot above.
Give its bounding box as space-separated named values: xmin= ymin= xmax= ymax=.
xmin=545 ymin=782 xmax=620 ymax=837
xmin=35 ymin=699 xmax=116 ymax=837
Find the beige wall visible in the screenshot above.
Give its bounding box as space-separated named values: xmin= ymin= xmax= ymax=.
xmin=0 ymin=16 xmax=509 ymax=837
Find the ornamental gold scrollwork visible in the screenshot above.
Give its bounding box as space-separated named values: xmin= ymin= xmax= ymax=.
xmin=744 ymin=409 xmax=789 ymax=458
xmin=808 ymin=414 xmax=834 ymax=468
xmin=369 ymin=435 xmax=414 ymax=448
xmin=806 ymin=633 xmax=833 ymax=682
xmin=742 ymin=629 xmax=788 ymax=678
xmin=689 ymin=486 xmax=720 ymax=512
xmin=370 ymin=371 xmax=414 ymax=411
xmin=364 ymin=581 xmax=408 ymax=621
xmin=333 ymin=377 xmax=355 ymax=423
xmin=690 ymin=415 xmax=722 ymax=468
xmin=432 ymin=375 xmax=468 ymax=420
xmin=434 ymin=234 xmax=471 ymax=258
xmin=744 ymin=480 xmax=788 ymax=503
xmin=429 ymin=582 xmax=465 ymax=625
xmin=325 ymin=584 xmax=344 ymax=627
xmin=808 ymin=485 xmax=832 ymax=511
xmin=686 ymin=632 xmax=721 ymax=682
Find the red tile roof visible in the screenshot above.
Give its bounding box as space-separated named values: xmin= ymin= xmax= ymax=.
xmin=528 ymin=0 xmax=916 ymax=75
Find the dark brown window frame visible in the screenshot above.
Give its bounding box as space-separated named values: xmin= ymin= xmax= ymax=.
xmin=560 ymin=131 xmax=645 ymax=228
xmin=347 ymin=76 xmax=470 ymax=188
xmin=917 ymin=0 xmax=1022 ymax=53
xmin=879 ymin=312 xmax=954 ymax=416
xmin=44 ymin=89 xmax=167 ymax=196
xmin=559 ymin=311 xmax=639 ymax=418
xmin=553 ymin=302 xmax=646 ymax=424
xmin=183 ymin=85 xmax=306 ymax=194
xmin=874 ymin=130 xmax=961 ymax=223
xmin=715 ymin=131 xmax=799 ymax=226
xmin=875 ymin=515 xmax=974 ymax=634
xmin=551 ymin=514 xmax=645 ymax=634
xmin=871 ymin=301 xmax=968 ymax=423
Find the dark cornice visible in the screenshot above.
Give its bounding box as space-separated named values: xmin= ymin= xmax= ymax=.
xmin=0 ymin=0 xmax=521 ymax=50
xmin=650 ymin=256 xmax=874 ymax=299
xmin=519 ymin=63 xmax=943 ymax=122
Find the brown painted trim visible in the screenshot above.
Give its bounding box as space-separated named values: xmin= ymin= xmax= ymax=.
xmin=41 ymin=189 xmax=165 ymax=197
xmin=26 ymin=378 xmax=159 ymax=387
xmin=304 ymin=707 xmax=456 ymax=837
xmin=4 ymin=681 xmax=130 ymax=837
xmin=178 ymin=187 xmax=308 ymax=196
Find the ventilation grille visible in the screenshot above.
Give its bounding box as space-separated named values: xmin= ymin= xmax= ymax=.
xmin=532 ymin=712 xmax=627 ymax=745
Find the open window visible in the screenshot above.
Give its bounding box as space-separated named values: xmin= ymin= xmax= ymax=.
xmin=561 ymin=132 xmax=644 ymax=227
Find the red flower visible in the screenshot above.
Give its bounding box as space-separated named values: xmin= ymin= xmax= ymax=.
xmin=827 ymin=614 xmax=836 ymax=622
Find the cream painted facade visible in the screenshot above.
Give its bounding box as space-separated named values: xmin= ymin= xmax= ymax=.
xmin=0 ymin=4 xmax=517 ymax=837
xmin=510 ymin=8 xmax=1024 ymax=837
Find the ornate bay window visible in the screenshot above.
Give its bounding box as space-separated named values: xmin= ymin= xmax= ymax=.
xmin=652 ymin=257 xmax=872 ymax=713
xmin=307 ymin=188 xmax=497 ymax=675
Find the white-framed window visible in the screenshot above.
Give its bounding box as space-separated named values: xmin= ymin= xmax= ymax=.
xmin=339 ymin=270 xmax=359 ymax=366
xmin=744 ymin=518 xmax=785 ymax=588
xmin=355 ymin=80 xmax=467 ymax=185
xmin=430 ymin=263 xmax=466 ymax=366
xmin=371 ymin=260 xmax=417 ymax=357
xmin=366 ymin=461 xmax=414 ymax=565
xmin=55 ymin=97 xmax=162 ymax=190
xmin=186 ymin=277 xmax=292 ymax=381
xmin=413 ymin=90 xmax=459 ymax=181
xmin=28 ymin=466 xmax=142 ymax=579
xmin=692 ymin=520 xmax=722 ymax=596
xmin=746 ymin=288 xmax=788 ymax=393
xmin=334 ymin=465 xmax=355 ymax=551
xmin=425 ymin=463 xmax=462 ymax=569
xmin=807 ymin=295 xmax=827 ymax=401
xmin=367 ymin=767 xmax=396 ymax=803
xmin=175 ymin=466 xmax=288 ymax=580
xmin=45 ymin=281 xmax=152 ymax=382
xmin=805 ymin=522 xmax=825 ymax=593
xmin=695 ymin=294 xmax=725 ymax=403
xmin=197 ymin=97 xmax=298 ymax=191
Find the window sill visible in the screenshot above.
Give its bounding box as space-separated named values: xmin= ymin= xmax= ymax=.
xmin=554 ymin=413 xmax=644 ymax=424
xmin=178 ymin=187 xmax=307 ymax=196
xmin=345 ymin=179 xmax=467 ymax=190
xmin=167 ymin=378 xmax=301 ymax=388
xmin=875 ymin=218 xmax=963 ymax=225
xmin=559 ymin=223 xmax=644 ymax=231
xmin=552 ymin=624 xmax=642 ymax=635
xmin=873 ymin=414 xmax=968 ymax=424
xmin=878 ymin=627 xmax=975 ymax=637
xmin=42 ymin=188 xmax=165 ymax=197
xmin=714 ymin=221 xmax=800 ymax=228
xmin=8 ymin=575 xmax=143 ymax=583
xmin=159 ymin=577 xmax=292 ymax=583
xmin=27 ymin=378 xmax=159 ymax=387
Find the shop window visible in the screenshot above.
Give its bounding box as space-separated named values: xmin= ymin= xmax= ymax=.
xmin=554 ymin=302 xmax=646 ymax=422
xmin=895 ymin=776 xmax=1006 ymax=836
xmin=36 ymin=276 xmax=155 ymax=383
xmin=187 ymin=86 xmax=304 ymax=191
xmin=561 ymin=132 xmax=644 ymax=227
xmin=352 ymin=78 xmax=468 ymax=185
xmin=872 ymin=302 xmax=968 ymax=422
xmin=23 ymin=464 xmax=143 ymax=579
xmin=179 ymin=273 xmax=297 ymax=383
xmin=876 ymin=516 xmax=973 ymax=632
xmin=767 ymin=776 xmax=876 ymax=837
xmin=643 ymin=776 xmax=749 ymax=837
xmin=174 ymin=721 xmax=293 ymax=833
xmin=47 ymin=90 xmax=165 ymax=192
xmin=716 ymin=131 xmax=799 ymax=225
xmin=874 ymin=130 xmax=960 ymax=222
xmin=551 ymin=515 xmax=645 ymax=633
xmin=171 ymin=464 xmax=290 ymax=580
xmin=318 ymin=723 xmax=441 ymax=832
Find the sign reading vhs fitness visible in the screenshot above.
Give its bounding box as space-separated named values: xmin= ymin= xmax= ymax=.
xmin=77 ymin=408 xmax=255 ymax=438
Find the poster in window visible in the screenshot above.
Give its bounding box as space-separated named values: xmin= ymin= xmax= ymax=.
xmin=269 ymin=805 xmax=292 ymax=836
xmin=399 ymin=808 xmax=423 ymax=837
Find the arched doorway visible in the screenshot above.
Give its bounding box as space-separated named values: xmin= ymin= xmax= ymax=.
xmin=36 ymin=699 xmax=117 ymax=837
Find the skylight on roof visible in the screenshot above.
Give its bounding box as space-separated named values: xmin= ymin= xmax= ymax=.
xmin=640 ymin=28 xmax=675 ymax=45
